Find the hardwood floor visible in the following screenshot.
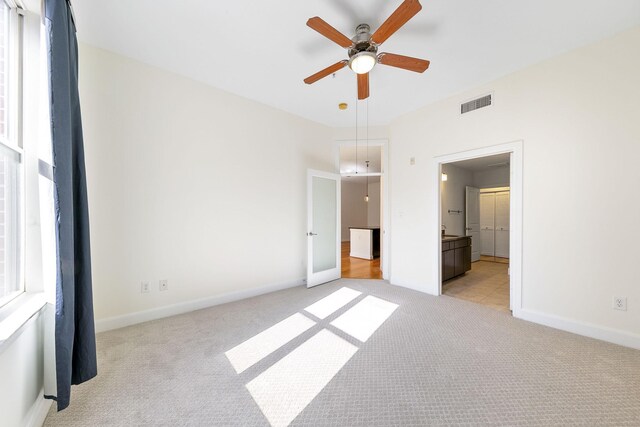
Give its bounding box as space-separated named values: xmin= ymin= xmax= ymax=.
xmin=442 ymin=260 xmax=510 ymax=313
xmin=341 ymin=241 xmax=382 ymax=279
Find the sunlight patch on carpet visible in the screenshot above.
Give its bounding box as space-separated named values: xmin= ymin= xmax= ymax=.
xmin=330 ymin=295 xmax=398 ymax=342
xmin=303 ymin=287 xmax=361 ymax=319
xmin=246 ymin=329 xmax=358 ymax=427
xmin=225 ymin=313 xmax=316 ymax=373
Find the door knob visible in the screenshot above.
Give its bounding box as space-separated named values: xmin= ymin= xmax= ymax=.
xmin=307 ymin=232 xmax=318 ymax=236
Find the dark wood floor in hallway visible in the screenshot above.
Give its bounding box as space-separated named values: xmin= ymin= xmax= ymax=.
xmin=341 ymin=241 xmax=382 ymax=279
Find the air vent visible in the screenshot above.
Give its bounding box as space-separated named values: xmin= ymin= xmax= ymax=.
xmin=461 ymin=94 xmax=492 ymax=114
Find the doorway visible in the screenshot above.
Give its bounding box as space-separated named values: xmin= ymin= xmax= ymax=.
xmin=440 ymin=155 xmax=511 ymax=312
xmin=336 ymin=140 xmax=389 ymax=280
xmin=434 ymin=141 xmax=523 ymax=315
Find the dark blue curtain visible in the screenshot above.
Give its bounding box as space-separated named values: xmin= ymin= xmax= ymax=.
xmin=44 ymin=0 xmax=97 ymax=411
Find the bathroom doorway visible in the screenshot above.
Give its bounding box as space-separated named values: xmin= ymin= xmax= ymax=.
xmin=439 ymin=153 xmax=512 ymax=312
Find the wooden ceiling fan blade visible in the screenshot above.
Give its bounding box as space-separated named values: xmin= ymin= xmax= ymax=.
xmin=357 ymin=73 xmax=369 ymax=100
xmin=304 ymin=60 xmax=348 ymax=84
xmin=378 ymin=52 xmax=430 ymax=73
xmin=371 ymin=0 xmax=422 ymax=46
xmin=307 ymin=17 xmax=353 ymax=48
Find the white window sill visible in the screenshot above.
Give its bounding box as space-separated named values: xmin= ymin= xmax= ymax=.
xmin=0 ymin=293 xmax=47 ymax=353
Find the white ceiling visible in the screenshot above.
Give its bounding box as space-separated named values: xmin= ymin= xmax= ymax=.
xmin=72 ymin=0 xmax=640 ymax=127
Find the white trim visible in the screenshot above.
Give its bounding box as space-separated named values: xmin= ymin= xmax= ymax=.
xmin=334 ymin=138 xmax=390 ymax=280
xmin=24 ymin=390 xmax=52 ymax=427
xmin=95 ymin=278 xmax=304 ymax=333
xmin=517 ymin=309 xmax=640 ymax=350
xmin=0 ymin=292 xmax=46 ymax=352
xmin=433 ymin=140 xmax=523 ymax=317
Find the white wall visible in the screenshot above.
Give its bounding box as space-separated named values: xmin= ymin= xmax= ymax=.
xmin=341 ymin=180 xmax=367 ymax=241
xmin=0 ymin=315 xmax=46 ymax=427
xmin=440 ymin=164 xmax=473 ymax=236
xmin=78 ymin=44 xmax=335 ymax=326
xmin=474 ymin=166 xmax=510 ymax=188
xmin=389 ymin=27 xmax=640 ymax=341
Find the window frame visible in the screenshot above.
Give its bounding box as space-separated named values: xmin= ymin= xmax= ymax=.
xmin=0 ymin=0 xmax=26 ymax=309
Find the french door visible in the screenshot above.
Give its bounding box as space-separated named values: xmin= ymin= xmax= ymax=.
xmin=306 ymin=169 xmax=341 ymax=287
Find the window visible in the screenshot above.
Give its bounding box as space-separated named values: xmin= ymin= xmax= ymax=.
xmin=0 ymin=1 xmax=23 ymax=307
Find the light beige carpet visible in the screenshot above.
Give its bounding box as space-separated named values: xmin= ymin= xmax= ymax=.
xmin=45 ymin=279 xmax=640 ymax=426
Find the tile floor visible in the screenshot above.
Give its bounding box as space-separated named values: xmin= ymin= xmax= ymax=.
xmin=442 ymin=260 xmax=510 ymax=313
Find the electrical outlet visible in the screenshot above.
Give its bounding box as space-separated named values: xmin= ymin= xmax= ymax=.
xmin=159 ymin=279 xmax=168 ymax=292
xmin=613 ymin=296 xmax=627 ymax=311
xmin=141 ymin=281 xmax=150 ymax=293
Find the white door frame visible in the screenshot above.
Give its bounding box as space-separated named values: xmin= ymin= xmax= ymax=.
xmin=334 ymin=138 xmax=390 ymax=280
xmin=433 ymin=140 xmax=523 ymax=316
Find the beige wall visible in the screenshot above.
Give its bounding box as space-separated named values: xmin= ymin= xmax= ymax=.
xmin=341 ymin=180 xmax=368 ymax=241
xmin=474 ymin=166 xmax=510 ymax=189
xmin=389 ymin=27 xmax=640 ymax=340
xmin=367 ymin=181 xmax=381 ymax=227
xmin=440 ymin=163 xmax=474 ymax=237
xmin=79 ymin=45 xmax=335 ymax=326
xmin=341 ymin=180 xmax=381 ymax=241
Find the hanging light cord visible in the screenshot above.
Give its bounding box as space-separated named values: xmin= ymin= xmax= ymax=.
xmin=365 ymin=99 xmax=369 ymax=201
xmin=355 ymin=97 xmax=358 ymax=175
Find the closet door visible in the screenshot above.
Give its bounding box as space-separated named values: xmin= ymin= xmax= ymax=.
xmin=494 ymin=191 xmax=510 ymax=258
xmin=479 ymin=193 xmax=495 ymax=256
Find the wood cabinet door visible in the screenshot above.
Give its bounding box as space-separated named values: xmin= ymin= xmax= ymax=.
xmin=454 ymin=248 xmax=466 ymax=276
xmin=443 ymin=250 xmax=455 ymax=281
xmin=463 ymin=245 xmax=472 ymax=272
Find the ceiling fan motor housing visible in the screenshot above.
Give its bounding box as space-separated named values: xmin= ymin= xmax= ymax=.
xmin=349 ymin=23 xmax=378 ymax=59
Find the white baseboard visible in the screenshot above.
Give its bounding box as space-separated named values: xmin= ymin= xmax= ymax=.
xmin=25 ymin=392 xmax=52 ymax=427
xmin=516 ymin=308 xmax=640 ymax=350
xmin=95 ymin=278 xmax=305 ymax=333
xmin=389 ymin=280 xmax=640 ymax=350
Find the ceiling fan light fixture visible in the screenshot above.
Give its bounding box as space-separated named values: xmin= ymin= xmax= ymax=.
xmin=349 ymin=51 xmax=376 ymax=74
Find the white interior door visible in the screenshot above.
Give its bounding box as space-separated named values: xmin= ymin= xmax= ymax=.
xmin=465 ymin=186 xmax=481 ymax=262
xmin=307 ymin=169 xmax=341 ymax=288
xmin=480 ymin=193 xmax=495 ymax=256
xmin=494 ymin=191 xmax=510 ymax=258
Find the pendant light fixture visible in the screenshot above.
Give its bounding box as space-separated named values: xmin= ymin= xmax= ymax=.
xmin=365 ymin=161 xmax=370 ymax=202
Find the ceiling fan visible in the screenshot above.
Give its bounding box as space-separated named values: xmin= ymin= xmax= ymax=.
xmin=303 ymin=0 xmax=430 ymax=100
